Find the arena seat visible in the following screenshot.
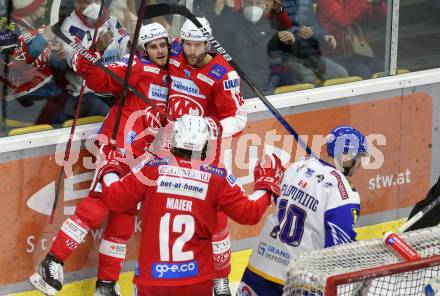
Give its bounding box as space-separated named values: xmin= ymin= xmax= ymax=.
xmin=322 ymin=76 xmax=363 ymax=86
xmin=372 ymin=68 xmax=410 ymax=78
xmin=62 ymin=115 xmax=105 ymax=128
xmin=4 ymin=119 xmax=32 ymax=128
xmin=274 ymin=83 xmax=315 ymax=94
xmin=8 ymin=124 xmax=54 ymax=136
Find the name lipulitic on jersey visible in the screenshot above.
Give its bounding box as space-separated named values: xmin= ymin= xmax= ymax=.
xmin=281 ymin=184 xmax=319 ymax=212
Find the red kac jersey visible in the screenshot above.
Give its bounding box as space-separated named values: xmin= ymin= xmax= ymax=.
xmin=102 ymin=156 xmax=271 ymax=286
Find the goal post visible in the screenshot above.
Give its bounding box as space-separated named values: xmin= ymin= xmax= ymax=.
xmin=282 ymin=226 xmax=440 ymax=296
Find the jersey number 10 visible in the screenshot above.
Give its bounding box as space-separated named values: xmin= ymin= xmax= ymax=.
xmin=270 ymin=199 xmax=307 ymax=246
xmin=159 ymin=213 xmax=195 ymax=261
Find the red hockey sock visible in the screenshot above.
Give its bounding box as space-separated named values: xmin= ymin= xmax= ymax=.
xmin=97 ymin=238 xmax=127 ymax=281
xmin=212 ymin=212 xmax=231 ymax=278
xmin=50 ymin=216 xmax=90 ymax=261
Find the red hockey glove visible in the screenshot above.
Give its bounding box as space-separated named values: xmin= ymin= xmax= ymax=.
xmin=205 ymin=116 xmax=223 ymax=140
xmin=90 ymin=144 xmax=125 ymax=193
xmin=254 ymin=154 xmax=285 ymax=197
xmin=71 ymin=49 xmax=101 ymax=76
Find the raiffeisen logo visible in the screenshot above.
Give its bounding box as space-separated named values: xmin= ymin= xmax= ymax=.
xmin=26 ymin=172 xmax=94 ymax=216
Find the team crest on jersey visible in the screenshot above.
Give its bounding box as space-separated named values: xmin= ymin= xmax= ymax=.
xmin=226 ymin=174 xmax=237 ymax=186
xmin=200 ymin=164 xmax=226 ymax=176
xmin=169 ymin=95 xmax=204 ymax=117
xmin=208 ymin=64 xmax=227 ymax=80
xmin=184 ymin=69 xmax=191 ymax=78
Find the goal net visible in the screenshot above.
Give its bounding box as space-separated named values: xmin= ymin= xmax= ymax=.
xmin=282 ymin=226 xmax=440 ymax=296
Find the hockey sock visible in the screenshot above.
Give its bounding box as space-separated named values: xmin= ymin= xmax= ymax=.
xmin=97 ymin=238 xmax=127 ymax=281
xmin=49 ymin=216 xmax=90 ymax=261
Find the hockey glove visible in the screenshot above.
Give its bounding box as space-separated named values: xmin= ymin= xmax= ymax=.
xmin=71 ymin=49 xmax=101 ymax=76
xmin=90 ymin=144 xmax=125 ymax=193
xmin=254 ymin=153 xmax=285 ymax=197
xmin=205 ymin=116 xmax=223 ymax=140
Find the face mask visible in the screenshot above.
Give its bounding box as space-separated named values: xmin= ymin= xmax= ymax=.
xmin=243 ymin=5 xmax=264 ymax=24
xmin=82 ymin=3 xmax=101 ymax=21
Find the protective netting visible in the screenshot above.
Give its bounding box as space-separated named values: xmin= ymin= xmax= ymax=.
xmin=282 ymin=226 xmax=440 ymax=296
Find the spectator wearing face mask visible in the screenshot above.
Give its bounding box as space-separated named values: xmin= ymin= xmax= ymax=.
xmin=60 ymin=0 xmax=130 ymax=120
xmin=212 ymin=0 xmax=291 ymax=99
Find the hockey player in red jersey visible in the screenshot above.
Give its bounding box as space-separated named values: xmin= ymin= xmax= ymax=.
xmin=163 ymin=17 xmax=247 ymax=295
xmin=29 ymin=23 xmax=170 ymax=296
xmin=98 ymin=114 xmax=285 ymax=296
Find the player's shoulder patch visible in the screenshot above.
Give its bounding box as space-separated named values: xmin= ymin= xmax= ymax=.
xmin=330 ymin=170 xmax=349 ymax=200
xmin=208 ymin=64 xmax=227 ymax=80
xmin=351 ymin=208 xmax=360 ymax=225
xmin=226 ymin=173 xmax=238 ymax=186
xmin=146 ymin=157 xmax=169 ymax=167
xmin=200 ymin=164 xmax=226 ymax=176
xmin=223 ymin=77 xmax=240 ymax=90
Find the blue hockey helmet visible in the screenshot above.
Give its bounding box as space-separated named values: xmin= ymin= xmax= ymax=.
xmin=326 ymin=125 xmax=368 ymax=159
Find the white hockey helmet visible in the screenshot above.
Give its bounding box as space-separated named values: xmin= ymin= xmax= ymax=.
xmin=172 ymin=115 xmax=209 ymax=152
xmin=137 ymin=22 xmax=170 ymax=51
xmin=180 ymin=17 xmax=212 ymax=42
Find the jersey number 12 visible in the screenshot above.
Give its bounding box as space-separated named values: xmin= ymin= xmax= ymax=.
xmin=159 ymin=213 xmax=195 ymax=261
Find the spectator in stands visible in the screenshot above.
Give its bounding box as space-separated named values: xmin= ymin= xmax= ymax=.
xmin=317 ymin=0 xmax=387 ymax=79
xmin=108 ymin=0 xmax=137 ymax=36
xmin=60 ymin=0 xmax=130 ymax=120
xmin=212 ymin=0 xmax=291 ymax=98
xmin=5 ymin=0 xmax=67 ymax=124
xmin=267 ymin=0 xmax=348 ymax=91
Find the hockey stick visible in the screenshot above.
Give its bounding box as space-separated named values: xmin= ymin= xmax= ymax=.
xmin=49 ymin=0 xmax=108 ymax=223
xmin=398 ymin=194 xmax=440 ymax=233
xmin=142 ymin=4 xmax=316 ymax=159
xmin=109 ymin=0 xmax=147 ymax=142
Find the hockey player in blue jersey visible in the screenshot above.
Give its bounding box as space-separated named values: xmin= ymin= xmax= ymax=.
xmin=237 ymin=125 xmax=370 ymax=296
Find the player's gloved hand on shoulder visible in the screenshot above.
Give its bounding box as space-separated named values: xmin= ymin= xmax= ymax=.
xmin=91 ymin=143 xmax=126 ymax=191
xmin=254 ymin=154 xmax=285 ymax=197
xmin=205 ymin=116 xmax=222 ymax=140
xmin=71 ymin=49 xmax=101 ymax=76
